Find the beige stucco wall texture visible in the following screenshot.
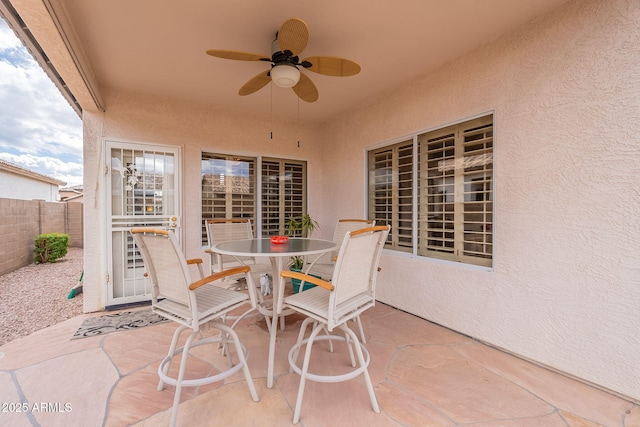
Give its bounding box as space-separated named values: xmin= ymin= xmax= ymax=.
xmin=81 ymin=93 xmax=324 ymax=309
xmin=318 ymin=0 xmax=640 ymax=401
xmin=0 ymin=173 xmax=58 ymax=201
xmin=81 ymin=0 xmax=639 ymax=401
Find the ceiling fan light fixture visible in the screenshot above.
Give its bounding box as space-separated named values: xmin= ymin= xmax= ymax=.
xmin=270 ymin=64 xmax=300 ymax=88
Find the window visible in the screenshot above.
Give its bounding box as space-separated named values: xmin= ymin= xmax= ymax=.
xmin=368 ymin=114 xmax=493 ymax=267
xmin=368 ymin=140 xmax=414 ymax=252
xmin=261 ymin=158 xmax=307 ymax=237
xmin=418 ymin=116 xmax=493 ymax=266
xmin=201 ymin=153 xmax=307 ymax=244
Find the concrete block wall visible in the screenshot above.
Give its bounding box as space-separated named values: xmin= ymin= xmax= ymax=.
xmin=66 ymin=203 xmax=83 ymax=248
xmin=0 ymin=198 xmax=40 ymax=276
xmin=39 ymin=200 xmax=66 ymax=235
xmin=0 ymin=198 xmax=83 ymax=276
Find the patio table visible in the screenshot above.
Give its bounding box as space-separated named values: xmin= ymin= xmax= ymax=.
xmin=212 ymin=237 xmax=337 ymax=388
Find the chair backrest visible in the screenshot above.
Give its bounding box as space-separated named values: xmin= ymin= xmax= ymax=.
xmin=332 ymin=219 xmax=375 ymax=253
xmin=313 ymin=219 xmax=376 ymax=264
xmin=131 ymin=228 xmax=193 ymax=308
xmin=206 ymin=218 xmax=254 ymax=244
xmin=206 ymin=219 xmax=255 ymax=266
xmin=329 ymin=225 xmax=390 ymax=317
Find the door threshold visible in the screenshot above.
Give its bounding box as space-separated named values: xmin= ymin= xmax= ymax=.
xmin=105 ymin=300 xmax=152 ymax=311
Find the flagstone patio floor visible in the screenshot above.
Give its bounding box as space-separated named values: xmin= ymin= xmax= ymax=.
xmin=0 ymin=303 xmax=638 ymax=426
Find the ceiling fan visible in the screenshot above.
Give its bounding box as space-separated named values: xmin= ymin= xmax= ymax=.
xmin=206 ymin=18 xmax=361 ymax=103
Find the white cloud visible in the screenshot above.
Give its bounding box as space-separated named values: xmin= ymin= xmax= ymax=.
xmin=0 ymin=22 xmax=21 ymax=49
xmin=0 ymin=152 xmax=82 ymax=187
xmin=0 ymin=18 xmax=83 ymax=187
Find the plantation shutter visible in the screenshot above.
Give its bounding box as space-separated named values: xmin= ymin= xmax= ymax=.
xmin=461 ymin=120 xmax=493 ymax=263
xmin=201 ymin=154 xmax=256 ymax=244
xmin=261 ymin=158 xmax=307 ymax=236
xmin=418 ymin=115 xmax=493 ymax=266
xmin=419 ymin=131 xmax=456 ymax=258
xmin=368 ymin=140 xmax=413 ymax=252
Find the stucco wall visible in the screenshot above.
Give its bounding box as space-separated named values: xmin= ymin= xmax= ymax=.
xmin=0 ymin=170 xmax=61 ymax=201
xmin=80 ymin=0 xmax=639 ymax=402
xmin=81 ymin=95 xmax=324 ymax=313
xmin=319 ymin=0 xmax=639 ymax=401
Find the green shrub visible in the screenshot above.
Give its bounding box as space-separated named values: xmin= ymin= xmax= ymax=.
xmin=34 ymin=233 xmax=69 ymax=264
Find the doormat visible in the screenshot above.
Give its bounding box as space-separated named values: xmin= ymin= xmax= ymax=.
xmin=71 ymin=310 xmax=168 ymax=340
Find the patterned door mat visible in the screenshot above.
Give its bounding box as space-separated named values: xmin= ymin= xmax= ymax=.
xmin=71 ymin=310 xmax=168 ymax=339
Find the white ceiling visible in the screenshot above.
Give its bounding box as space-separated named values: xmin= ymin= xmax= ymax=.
xmin=61 ymin=0 xmax=571 ymax=123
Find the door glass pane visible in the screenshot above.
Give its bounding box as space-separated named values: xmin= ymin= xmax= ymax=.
xmin=111 ymin=148 xmax=175 ymax=217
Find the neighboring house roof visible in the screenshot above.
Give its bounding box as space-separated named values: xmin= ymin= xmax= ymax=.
xmin=61 ymin=193 xmax=83 ymax=202
xmin=59 ymin=185 xmax=84 ymax=202
xmin=0 ymin=159 xmax=66 ymax=186
xmin=60 ymin=185 xmax=83 ymax=193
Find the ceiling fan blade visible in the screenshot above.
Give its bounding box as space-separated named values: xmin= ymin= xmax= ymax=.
xmin=239 ymin=71 xmax=272 ymax=96
xmin=206 ymin=49 xmax=269 ymax=61
xmin=278 ymin=18 xmax=309 ymax=55
xmin=292 ymin=73 xmax=318 ymax=103
xmin=303 ymin=56 xmax=361 ymax=76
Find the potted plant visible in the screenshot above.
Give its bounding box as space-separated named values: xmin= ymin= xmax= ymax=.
xmin=285 ymin=213 xmax=318 ymax=238
xmin=285 ymin=213 xmax=320 ymax=292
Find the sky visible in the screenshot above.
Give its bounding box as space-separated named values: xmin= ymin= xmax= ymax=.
xmin=0 ymin=18 xmax=83 ymax=187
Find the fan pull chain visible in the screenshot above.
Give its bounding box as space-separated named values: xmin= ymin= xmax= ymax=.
xmin=296 ymin=94 xmax=300 ymax=148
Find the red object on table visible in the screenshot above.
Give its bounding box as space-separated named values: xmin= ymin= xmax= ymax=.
xmin=270 ymin=236 xmax=289 ymax=244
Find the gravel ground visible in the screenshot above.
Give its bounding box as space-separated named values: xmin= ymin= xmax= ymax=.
xmin=0 ymin=247 xmax=84 ymax=346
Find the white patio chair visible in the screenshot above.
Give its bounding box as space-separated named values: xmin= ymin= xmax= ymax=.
xmin=205 ymin=218 xmax=279 ymax=329
xmin=205 ymin=218 xmax=272 ymax=279
xmin=131 ymin=228 xmax=259 ymax=427
xmin=304 ymin=218 xmax=375 ymax=342
xmin=281 ymin=225 xmax=390 ymax=424
xmin=304 ymin=218 xmax=375 ymax=279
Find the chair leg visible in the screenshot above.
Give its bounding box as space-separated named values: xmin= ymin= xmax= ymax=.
xmin=355 ymin=315 xmax=366 ymax=343
xmin=221 ymin=305 xmax=260 ymax=359
xmin=317 ymin=323 xmax=334 ymax=353
xmin=293 ymin=322 xmax=324 ymax=424
xmin=290 ymin=317 xmax=315 ymax=371
xmin=169 ymin=329 xmax=199 ymax=427
xmin=159 ymin=325 xmax=189 ymax=391
xmin=340 ymin=324 xmax=380 ymax=414
xmin=215 ymin=321 xmax=259 ymax=402
xmin=263 ymin=312 xmax=272 ymax=333
xmin=159 ymin=323 xmax=259 ymax=427
xmin=343 ymin=330 xmax=356 ymax=368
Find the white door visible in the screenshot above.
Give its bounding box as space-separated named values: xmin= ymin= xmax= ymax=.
xmin=105 ymin=140 xmax=181 ymax=307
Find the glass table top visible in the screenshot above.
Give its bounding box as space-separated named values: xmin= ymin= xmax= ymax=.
xmin=213 ymin=238 xmax=336 ymax=257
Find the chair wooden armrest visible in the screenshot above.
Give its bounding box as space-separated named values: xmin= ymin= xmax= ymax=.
xmin=281 ymin=270 xmax=334 ymax=291
xmin=131 ymin=227 xmax=168 ymax=236
xmin=350 ymin=225 xmax=389 ymax=236
xmin=186 ymin=258 xmax=205 ymax=279
xmin=338 ymin=219 xmax=373 ymax=224
xmin=189 ymin=266 xmax=251 ymax=290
